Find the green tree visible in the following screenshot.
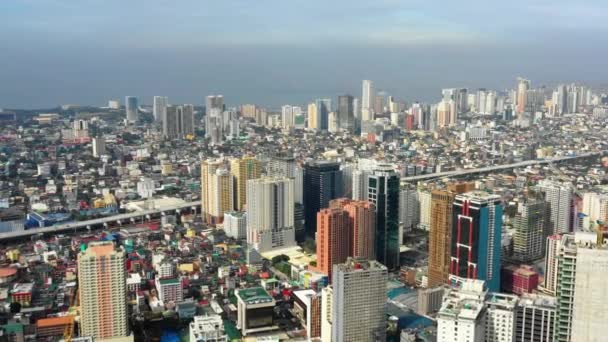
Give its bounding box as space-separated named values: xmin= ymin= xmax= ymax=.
xmin=302 ymin=238 xmax=316 ymax=254
xmin=271 ymin=254 xmax=289 ymax=265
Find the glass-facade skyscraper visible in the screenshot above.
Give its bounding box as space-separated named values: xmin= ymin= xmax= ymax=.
xmin=367 ymin=165 xmax=400 ymax=271
xmin=337 ymin=95 xmax=354 ymax=132
xmin=315 ymin=98 xmax=332 ymax=131
xmin=303 ymin=161 xmax=343 ymax=237
xmin=125 ymin=96 xmax=138 ymax=122
xmin=450 ymin=191 xmax=503 ymax=292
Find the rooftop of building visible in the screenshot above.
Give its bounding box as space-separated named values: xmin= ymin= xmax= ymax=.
xmin=518 ymin=293 xmax=557 ymax=309
xmin=236 ymin=287 xmax=274 ymax=305
xmin=293 ymin=289 xmax=317 ymax=305
xmin=513 ymin=266 xmax=538 ymax=277
xmin=1 ymin=323 xmax=23 ymax=334
xmin=11 ymin=283 xmax=34 ymax=294
xmin=248 ymin=176 xmax=292 ymax=184
xmin=456 ymin=190 xmax=501 ymax=202
xmin=486 ymin=293 xmax=518 ymax=310
xmin=560 ymin=232 xmax=608 ymax=251
xmin=334 ymin=257 xmax=387 ymax=273
xmin=124 ymin=197 xmax=187 ymax=212
xmin=260 ymin=246 xmax=315 ymax=268
xmin=157 ymin=277 xmax=180 ymax=286
xmin=224 ymin=211 xmax=246 ymax=218
xmin=36 ymin=316 xmax=74 ymax=328
xmin=0 ymin=207 xmax=24 ymax=220
xmin=439 ymin=296 xmax=484 ymax=321
xmin=82 ymin=241 xmax=116 ymax=256
xmin=374 ymin=164 xmax=396 ymax=172
xmin=127 ymin=273 xmax=142 ymax=284
xmin=190 ymin=314 xmax=224 ymax=333
xmin=0 ymin=267 xmax=17 ymax=278
xmin=305 ymin=160 xmax=340 ymax=168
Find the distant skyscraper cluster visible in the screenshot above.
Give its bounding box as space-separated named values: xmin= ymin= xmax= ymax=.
xmin=114 ymin=75 xmax=600 ymax=147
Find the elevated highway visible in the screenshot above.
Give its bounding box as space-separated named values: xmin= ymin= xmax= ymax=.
xmin=401 ymin=152 xmax=603 ymax=183
xmin=0 ymin=201 xmax=201 ymax=242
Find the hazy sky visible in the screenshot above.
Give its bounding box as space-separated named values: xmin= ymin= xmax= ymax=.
xmin=1 ymin=0 xmax=607 ymax=109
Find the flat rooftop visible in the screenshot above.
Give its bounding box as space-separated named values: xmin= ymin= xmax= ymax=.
xmin=334 ymin=257 xmax=387 ymax=273
xmin=439 ymin=297 xmax=484 ymax=321
xmin=124 ymin=197 xmax=187 ymax=212
xmin=519 ymin=293 xmax=557 ymax=309
xmin=293 ymin=289 xmax=317 ymax=305
xmin=260 ymin=246 xmax=315 ymax=268
xmin=157 ymin=278 xmax=180 ymax=286
xmin=36 ymin=316 xmax=74 ymax=328
xmin=236 ymin=287 xmax=274 ymax=305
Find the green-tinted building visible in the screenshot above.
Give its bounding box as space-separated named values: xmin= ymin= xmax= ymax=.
xmin=513 ymin=198 xmax=548 ymax=262
xmin=554 ymin=234 xmax=580 ymax=342
xmin=367 ymin=165 xmax=400 ymax=270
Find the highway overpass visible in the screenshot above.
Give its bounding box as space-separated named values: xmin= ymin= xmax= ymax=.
xmin=1 ymin=151 xmax=604 ymax=242
xmin=401 ymin=152 xmax=603 ymax=183
xmin=0 ymin=201 xmax=201 ymax=242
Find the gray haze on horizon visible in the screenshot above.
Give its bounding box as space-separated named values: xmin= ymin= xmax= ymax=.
xmin=1 ymin=0 xmax=607 ymax=109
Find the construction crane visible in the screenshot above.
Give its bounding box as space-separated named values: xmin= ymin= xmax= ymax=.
xmin=63 ymin=287 xmax=79 ymax=342
xmin=63 ymin=318 xmax=73 ymax=342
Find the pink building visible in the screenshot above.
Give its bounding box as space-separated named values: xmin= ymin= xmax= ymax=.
xmin=502 ymin=265 xmax=539 ymax=295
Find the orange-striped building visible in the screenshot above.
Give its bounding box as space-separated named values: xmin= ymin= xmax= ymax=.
xmin=78 ymin=241 xmax=128 ymax=339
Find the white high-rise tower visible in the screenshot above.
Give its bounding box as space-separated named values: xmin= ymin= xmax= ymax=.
xmin=247 ymin=177 xmax=296 ymax=252
xmin=362 ymin=80 xmax=375 ymax=121
xmin=153 ymin=96 xmax=168 ymax=122
xmin=331 ymin=258 xmax=387 ymax=342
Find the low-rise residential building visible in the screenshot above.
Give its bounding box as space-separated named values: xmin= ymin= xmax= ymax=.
xmin=189 ymin=314 xmax=227 ymax=342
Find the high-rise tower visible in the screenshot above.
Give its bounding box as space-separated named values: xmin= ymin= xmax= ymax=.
xmin=450 ymin=191 xmax=503 ymax=292
xmin=316 ymin=207 xmax=350 ymax=281
xmin=230 ymin=156 xmax=261 ymax=211
xmin=201 ymin=160 xmax=233 ymax=225
xmin=78 ymin=241 xmax=128 ymax=339
xmin=247 ymin=177 xmax=296 ymax=252
xmin=303 ymin=161 xmax=343 ymax=237
xmin=125 ymin=96 xmax=138 ymax=122
xmin=332 ymin=258 xmax=387 ymax=342
xmin=516 ymin=78 xmax=531 ymax=116
xmin=153 ymin=96 xmax=168 ymax=122
xmin=428 ymin=182 xmax=473 ymax=288
xmin=337 ymin=95 xmax=355 ymax=132
xmin=163 ymin=105 xmax=195 ymax=140
xmin=537 ymin=179 xmax=574 ymax=235
xmin=512 ymin=198 xmax=548 ymax=262
xmin=367 ymin=164 xmax=400 ymax=271
xmin=315 ymin=99 xmax=332 ymax=131
xmin=361 ymin=80 xmax=375 ymax=122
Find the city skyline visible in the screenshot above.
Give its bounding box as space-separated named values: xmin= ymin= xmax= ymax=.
xmin=1 ymin=0 xmax=608 ymax=108
xmin=2 ymin=1 xmax=608 ymax=341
